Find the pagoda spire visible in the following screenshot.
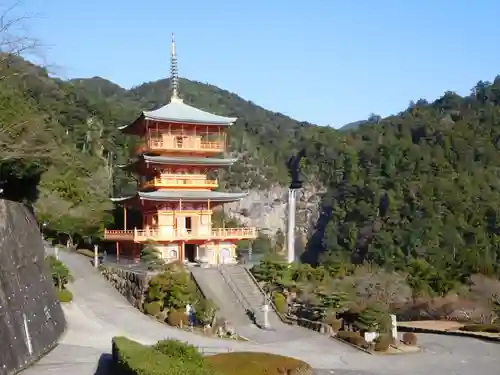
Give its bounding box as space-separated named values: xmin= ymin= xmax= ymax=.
xmin=170 ymin=32 xmax=182 ymax=103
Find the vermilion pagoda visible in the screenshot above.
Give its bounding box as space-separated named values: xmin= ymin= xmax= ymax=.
xmin=104 ymin=34 xmax=256 ymax=265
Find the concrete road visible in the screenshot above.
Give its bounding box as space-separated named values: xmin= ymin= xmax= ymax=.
xmin=22 ymin=251 xmax=500 ymax=375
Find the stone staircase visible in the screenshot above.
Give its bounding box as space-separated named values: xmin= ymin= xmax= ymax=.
xmin=189 ymin=266 xmax=250 ymax=327
xmin=191 ymin=264 xmax=317 ymax=343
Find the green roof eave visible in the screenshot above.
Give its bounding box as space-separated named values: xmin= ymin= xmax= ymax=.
xmin=139 ymin=190 xmax=247 ymax=202
xmin=143 ymin=98 xmax=237 ymax=126
xmin=110 ymin=191 xmax=248 ymax=204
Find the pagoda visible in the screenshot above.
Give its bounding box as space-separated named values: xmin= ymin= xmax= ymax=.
xmin=104 ymin=34 xmax=256 ymax=265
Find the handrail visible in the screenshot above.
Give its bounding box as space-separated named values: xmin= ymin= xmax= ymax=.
xmin=217 ymin=266 xmax=257 ymax=324
xmin=244 ymin=266 xmax=332 ymax=333
xmin=243 ymin=266 xmax=284 ymax=321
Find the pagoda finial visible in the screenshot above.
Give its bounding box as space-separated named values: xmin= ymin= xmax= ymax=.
xmin=170 ymin=32 xmax=181 ymax=102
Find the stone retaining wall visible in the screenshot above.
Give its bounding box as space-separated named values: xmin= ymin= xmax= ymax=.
xmin=101 ymin=266 xmax=151 ymax=309
xmin=0 ymin=199 xmax=66 ymax=375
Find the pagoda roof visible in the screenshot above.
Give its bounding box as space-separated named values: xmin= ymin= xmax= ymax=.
xmin=118 ymin=98 xmax=237 ymax=132
xmin=119 ymin=155 xmax=238 ymax=169
xmin=111 ymin=190 xmax=247 ymax=203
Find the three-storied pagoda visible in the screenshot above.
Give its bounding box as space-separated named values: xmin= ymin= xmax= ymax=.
xmin=104 ymin=34 xmax=256 ymax=265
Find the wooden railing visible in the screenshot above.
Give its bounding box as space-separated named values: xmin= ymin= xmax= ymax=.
xmin=104 ymin=230 xmax=135 ymax=240
xmin=143 ymin=177 xmax=218 ymax=189
xmin=148 ymin=139 xmax=225 ymax=152
xmin=104 ymin=227 xmax=257 ymax=242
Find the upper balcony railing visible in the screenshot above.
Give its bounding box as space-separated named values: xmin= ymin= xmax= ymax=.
xmin=142 ymin=176 xmax=218 ymax=189
xmin=104 ymin=227 xmax=257 ymax=242
xmin=135 ymin=136 xmax=225 ymax=154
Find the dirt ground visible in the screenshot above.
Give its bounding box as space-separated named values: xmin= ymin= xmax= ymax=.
xmin=397 ymin=320 xmax=463 ymax=331
xmin=398 ymin=320 xmax=500 ymax=339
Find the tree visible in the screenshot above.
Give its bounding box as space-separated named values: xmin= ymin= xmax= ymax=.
xmin=140 ymin=242 xmax=165 ymax=270
xmin=46 ymin=255 xmax=71 ymax=291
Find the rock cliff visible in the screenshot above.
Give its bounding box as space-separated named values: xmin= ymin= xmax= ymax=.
xmin=224 ymin=183 xmax=325 ymax=240
xmin=0 ymin=199 xmax=65 ymax=375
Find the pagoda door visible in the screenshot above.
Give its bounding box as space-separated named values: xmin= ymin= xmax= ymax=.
xmin=219 ymin=248 xmax=231 ymax=264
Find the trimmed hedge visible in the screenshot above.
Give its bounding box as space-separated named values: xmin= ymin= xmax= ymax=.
xmin=272 ymin=292 xmax=288 ymax=314
xmin=112 ymin=337 xmax=215 ymax=375
xmin=167 ymin=310 xmax=189 ymax=327
xmin=144 ymin=301 xmax=162 ymax=316
xmin=336 ymin=331 xmax=368 ymax=348
xmin=57 ymin=289 xmax=73 ymax=303
xmin=374 ymin=334 xmax=393 ymax=352
xmin=206 ymin=352 xmax=312 ymax=375
xmin=402 ymin=332 xmax=418 ymax=345
xmin=153 ymin=339 xmax=205 ymax=367
xmin=111 ymin=337 xmax=312 ymax=375
xmin=459 ymin=324 xmax=500 ymax=333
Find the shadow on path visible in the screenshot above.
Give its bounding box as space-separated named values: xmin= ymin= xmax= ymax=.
xmin=94 ymin=353 xmax=112 ymax=375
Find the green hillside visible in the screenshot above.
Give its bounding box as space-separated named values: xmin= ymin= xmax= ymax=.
xmin=4 ymin=55 xmax=500 ymax=292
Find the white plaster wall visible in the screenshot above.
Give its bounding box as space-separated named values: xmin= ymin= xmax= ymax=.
xmin=156 ymin=244 xmax=180 ymax=261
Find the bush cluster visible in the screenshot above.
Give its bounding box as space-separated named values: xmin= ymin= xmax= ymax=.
xmin=402 ymin=332 xmax=418 ymax=345
xmin=272 ymin=292 xmax=288 ymax=314
xmin=374 ymin=334 xmax=393 ymax=352
xmin=111 ymin=336 xmax=312 ymax=375
xmin=459 ymin=324 xmax=500 ymax=333
xmin=167 ymin=310 xmax=189 ymax=327
xmin=206 ymin=352 xmax=312 ymax=375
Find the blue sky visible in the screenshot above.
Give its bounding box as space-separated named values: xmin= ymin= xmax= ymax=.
xmin=15 ymin=0 xmax=500 ymax=127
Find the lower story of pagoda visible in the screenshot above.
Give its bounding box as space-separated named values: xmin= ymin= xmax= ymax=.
xmin=105 ymin=227 xmax=256 ymax=265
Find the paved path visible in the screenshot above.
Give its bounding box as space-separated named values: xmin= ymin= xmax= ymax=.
xmin=23 ymin=251 xmax=500 ymax=375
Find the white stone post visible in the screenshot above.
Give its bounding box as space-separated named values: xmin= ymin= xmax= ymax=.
xmin=390 ymin=314 xmax=398 ymax=341
xmin=94 ymin=244 xmax=99 ymax=268
xmin=262 ymin=302 xmax=270 ymax=329
xmin=287 ymin=188 xmax=298 ymax=263
xmin=54 ymin=246 xmax=59 ymax=261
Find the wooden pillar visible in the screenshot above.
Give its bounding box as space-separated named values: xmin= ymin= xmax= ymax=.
xmin=123 ymin=206 xmax=127 ymax=231
xmin=181 ymin=241 xmax=185 ymax=261
xmin=116 ymin=241 xmax=120 ymax=262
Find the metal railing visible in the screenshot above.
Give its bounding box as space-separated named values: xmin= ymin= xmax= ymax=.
xmin=218 ymin=266 xmax=258 ymax=325
xmin=244 ymin=267 xmax=332 ymax=334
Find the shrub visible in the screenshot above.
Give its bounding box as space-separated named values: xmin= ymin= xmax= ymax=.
xmin=206 ymin=352 xmax=313 ymax=375
xmin=336 ymin=331 xmax=368 ymax=348
xmin=57 ymin=289 xmax=73 ymax=303
xmin=460 ymin=324 xmax=500 ymax=333
xmin=46 ymin=255 xmax=72 ymax=290
xmin=112 ymin=337 xmax=214 ymax=375
xmin=272 ymin=292 xmax=288 ymax=314
xmin=144 ymin=301 xmax=162 ymax=316
xmin=167 ymin=310 xmax=189 ymax=327
xmin=153 ymin=339 xmax=204 ymax=366
xmin=402 ymin=332 xmax=418 ymax=345
xmin=374 ymin=334 xmax=393 ymax=352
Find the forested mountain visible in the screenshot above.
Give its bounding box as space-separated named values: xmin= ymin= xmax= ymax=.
xmin=4 ymin=54 xmax=500 ymax=292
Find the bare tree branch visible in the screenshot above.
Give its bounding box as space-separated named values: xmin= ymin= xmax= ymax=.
xmin=0 ymin=1 xmax=44 ymax=79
